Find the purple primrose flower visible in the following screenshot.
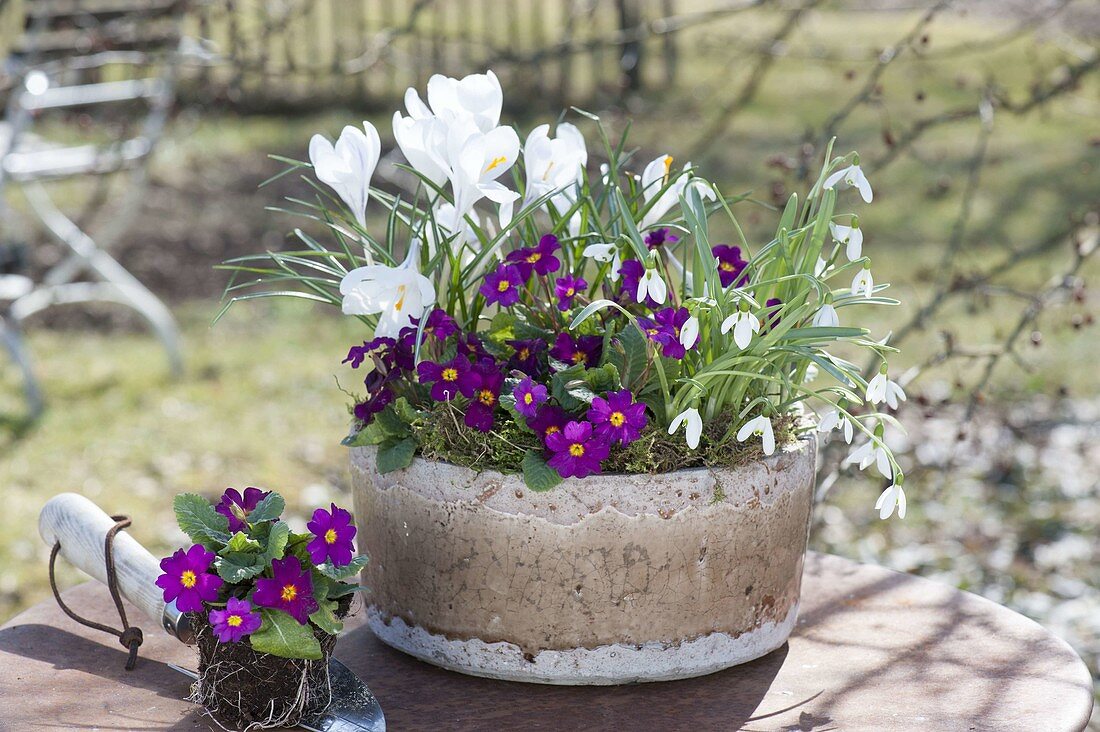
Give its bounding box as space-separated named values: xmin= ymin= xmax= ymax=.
xmin=546 ymin=421 xmax=611 ymax=479
xmin=645 ymin=227 xmax=678 ymax=250
xmin=588 ymin=390 xmax=648 ymax=445
xmin=550 ymin=332 xmax=603 ymax=368
xmin=216 ymin=487 xmax=272 ymax=532
xmin=156 ymin=545 xmax=223 ymax=613
xmin=506 ymin=338 xmax=547 ymax=377
xmin=418 ymin=355 xmax=481 ymax=401
xmin=465 ymin=363 xmax=504 ymax=432
xmin=713 ymin=245 xmax=749 ymax=288
xmin=512 ymin=377 xmax=549 ymax=418
xmin=554 ymin=274 xmax=587 ymax=311
xmin=764 ymin=297 xmax=783 ymax=330
xmin=307 ymin=503 xmax=357 ymax=567
xmin=209 ymin=597 xmax=262 ymax=643
xmin=253 ymin=556 xmax=319 ymax=625
xmin=528 ymin=404 xmax=568 ymax=443
xmin=480 ymin=263 xmax=525 ymax=307
xmin=638 ymin=307 xmax=693 ymax=360
xmin=506 ymin=234 xmax=561 ymax=280
xmin=618 ymin=259 xmax=661 ymax=308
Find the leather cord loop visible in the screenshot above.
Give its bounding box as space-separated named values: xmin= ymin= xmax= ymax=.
xmin=49 ymin=515 xmax=145 ymax=671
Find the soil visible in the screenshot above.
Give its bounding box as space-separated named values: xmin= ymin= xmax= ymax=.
xmin=190 ymin=611 xmax=338 ymax=731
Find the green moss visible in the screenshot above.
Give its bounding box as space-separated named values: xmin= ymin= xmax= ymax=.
xmin=413 ymin=403 xmax=801 ymax=476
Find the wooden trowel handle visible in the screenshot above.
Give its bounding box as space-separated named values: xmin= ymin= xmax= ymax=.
xmin=39 ymin=492 xmax=193 ymax=643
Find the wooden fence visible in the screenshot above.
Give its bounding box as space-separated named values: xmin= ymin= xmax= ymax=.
xmin=183 ymin=0 xmax=682 ymax=112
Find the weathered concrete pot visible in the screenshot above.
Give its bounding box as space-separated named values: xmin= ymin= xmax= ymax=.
xmin=351 ymin=434 xmax=816 ymax=685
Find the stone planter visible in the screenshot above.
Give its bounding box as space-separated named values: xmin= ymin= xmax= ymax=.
xmin=351 ymin=434 xmax=816 ymax=685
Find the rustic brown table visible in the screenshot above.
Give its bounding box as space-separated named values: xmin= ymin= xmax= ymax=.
xmin=0 ymin=552 xmax=1092 ymax=731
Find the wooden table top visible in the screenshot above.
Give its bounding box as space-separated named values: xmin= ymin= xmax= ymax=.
xmin=0 ymin=552 xmax=1092 ymax=731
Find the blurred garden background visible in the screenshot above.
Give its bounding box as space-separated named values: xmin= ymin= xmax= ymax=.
xmin=0 ymin=0 xmax=1098 ymax=724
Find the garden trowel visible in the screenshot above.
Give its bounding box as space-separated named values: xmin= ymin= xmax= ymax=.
xmin=38 ymin=492 xmax=386 ymax=732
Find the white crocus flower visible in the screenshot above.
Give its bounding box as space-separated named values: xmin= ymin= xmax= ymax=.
xmin=445 ymin=117 xmax=521 ymax=217
xmin=829 ymin=222 xmax=864 ymax=261
xmin=637 ymin=266 xmax=667 ymax=305
xmin=851 ymin=267 xmax=874 ymax=298
xmin=522 ymin=122 xmax=587 ymax=211
xmin=737 ymin=415 xmax=776 ymax=456
xmin=680 ymin=315 xmax=700 ymax=350
xmin=392 ymin=106 xmax=449 ymax=187
xmin=812 ymin=302 xmax=840 ymax=328
xmin=425 ymin=202 xmax=480 ymax=265
xmin=309 ymin=122 xmax=381 ymax=227
xmin=866 ymin=370 xmax=907 ymax=409
xmin=424 ymin=70 xmax=503 ymax=133
xmin=720 ymin=306 xmax=761 ymax=350
xmin=638 ymin=154 xmax=715 ymax=229
xmin=818 ymin=408 xmax=854 ymax=444
xmin=669 ymin=407 xmax=703 ymax=450
xmin=824 ymin=162 xmax=873 ymax=204
xmin=845 ymin=437 xmax=893 ymax=479
xmin=340 ymin=244 xmax=436 ymax=339
xmin=875 ymin=482 xmax=907 ymax=520
xmin=582 ymin=242 xmax=623 ymax=281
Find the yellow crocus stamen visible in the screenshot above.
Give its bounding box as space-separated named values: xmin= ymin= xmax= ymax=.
xmin=662 ymin=155 xmax=674 ymax=185
xmin=484 ymin=156 xmax=507 ymax=174
xmin=541 ymin=161 xmax=556 ymax=182
xmin=394 ymin=284 xmax=407 ymax=312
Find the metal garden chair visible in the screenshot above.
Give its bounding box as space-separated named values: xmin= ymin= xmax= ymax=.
xmin=0 ymin=0 xmax=187 ymax=417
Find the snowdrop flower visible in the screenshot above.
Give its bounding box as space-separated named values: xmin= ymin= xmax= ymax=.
xmin=818 ymin=408 xmax=854 ymax=444
xmin=851 ymin=266 xmax=874 ymax=298
xmin=636 ymin=266 xmax=667 ymax=305
xmin=866 ymin=368 xmax=907 ymax=409
xmin=340 ymin=244 xmax=435 ymax=338
xmin=309 ymin=122 xmax=381 ymax=227
xmin=824 ymin=161 xmax=873 ymax=203
xmin=875 ymin=481 xmax=906 ymax=520
xmin=669 ymin=407 xmax=703 ymax=450
xmin=582 ymin=242 xmax=623 ymax=281
xmin=680 ymin=315 xmax=700 ymax=350
xmin=812 ymin=301 xmax=840 ymax=328
xmin=814 ymin=256 xmax=832 ymax=278
xmin=737 ymin=415 xmax=776 ymax=456
xmin=804 ymin=363 xmax=819 ymax=383
xmin=638 ymin=155 xmax=715 ymax=230
xmin=829 ymin=220 xmax=864 ymax=261
xmin=720 ymin=302 xmax=761 ymax=350
xmin=845 ymin=435 xmax=892 ymax=479
xmin=522 ymin=122 xmax=587 ymax=211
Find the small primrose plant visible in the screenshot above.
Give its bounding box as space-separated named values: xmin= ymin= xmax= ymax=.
xmin=156 ymin=487 xmax=367 ymax=659
xmin=222 ymin=70 xmax=908 ymax=520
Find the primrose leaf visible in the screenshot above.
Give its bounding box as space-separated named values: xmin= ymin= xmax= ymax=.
xmin=263 ymin=521 xmax=291 ymax=562
xmin=250 ymin=608 xmax=322 ymax=660
xmin=376 ymin=436 xmax=418 ymax=474
xmin=223 ymin=531 xmax=261 ymax=555
xmin=173 ymin=494 xmax=231 ymax=550
xmin=522 ymin=449 xmax=562 ymax=493
xmin=247 ymin=492 xmax=285 ymax=524
xmin=327 ymin=582 xmax=365 ymax=599
xmin=215 ymin=552 xmax=265 ymax=583
xmin=318 ymin=555 xmax=369 ymax=581
xmin=309 ymin=598 xmax=344 ymax=635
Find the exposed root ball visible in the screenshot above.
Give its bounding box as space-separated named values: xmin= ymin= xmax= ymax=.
xmin=189 ymin=613 xmax=337 ymax=731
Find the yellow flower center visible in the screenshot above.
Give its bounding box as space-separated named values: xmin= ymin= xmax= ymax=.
xmin=609 ymin=412 xmax=625 ymax=427
xmin=526 ymin=252 xmax=541 ymax=264
xmin=325 ymin=528 xmax=338 ymax=544
xmin=545 ymin=425 xmax=561 ymax=437
xmin=394 ymin=284 xmax=408 ymax=312
xmin=442 ymin=367 xmax=458 ymax=382
xmin=484 ymin=156 xmax=507 ymax=174
xmin=227 ymin=615 xmax=243 ymax=627
xmin=180 ymin=570 xmax=197 ymax=589
xmin=720 ymin=262 xmax=734 ymax=272
xmin=281 ymin=584 xmax=298 ymax=602
xmin=565 ymin=287 xmax=575 ymax=297
xmin=518 ymin=348 xmax=530 ymax=360
xmin=523 ymin=393 xmax=533 ymax=405
xmin=569 ymin=443 xmax=585 ymax=457
xmin=662 ymin=155 xmax=674 ymax=185
xmin=497 ymin=280 xmax=511 ymax=292
xmin=647 ymin=328 xmax=659 ymax=336
xmin=478 ymin=389 xmax=496 ymax=406
xmin=572 ymin=350 xmax=587 ymax=364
